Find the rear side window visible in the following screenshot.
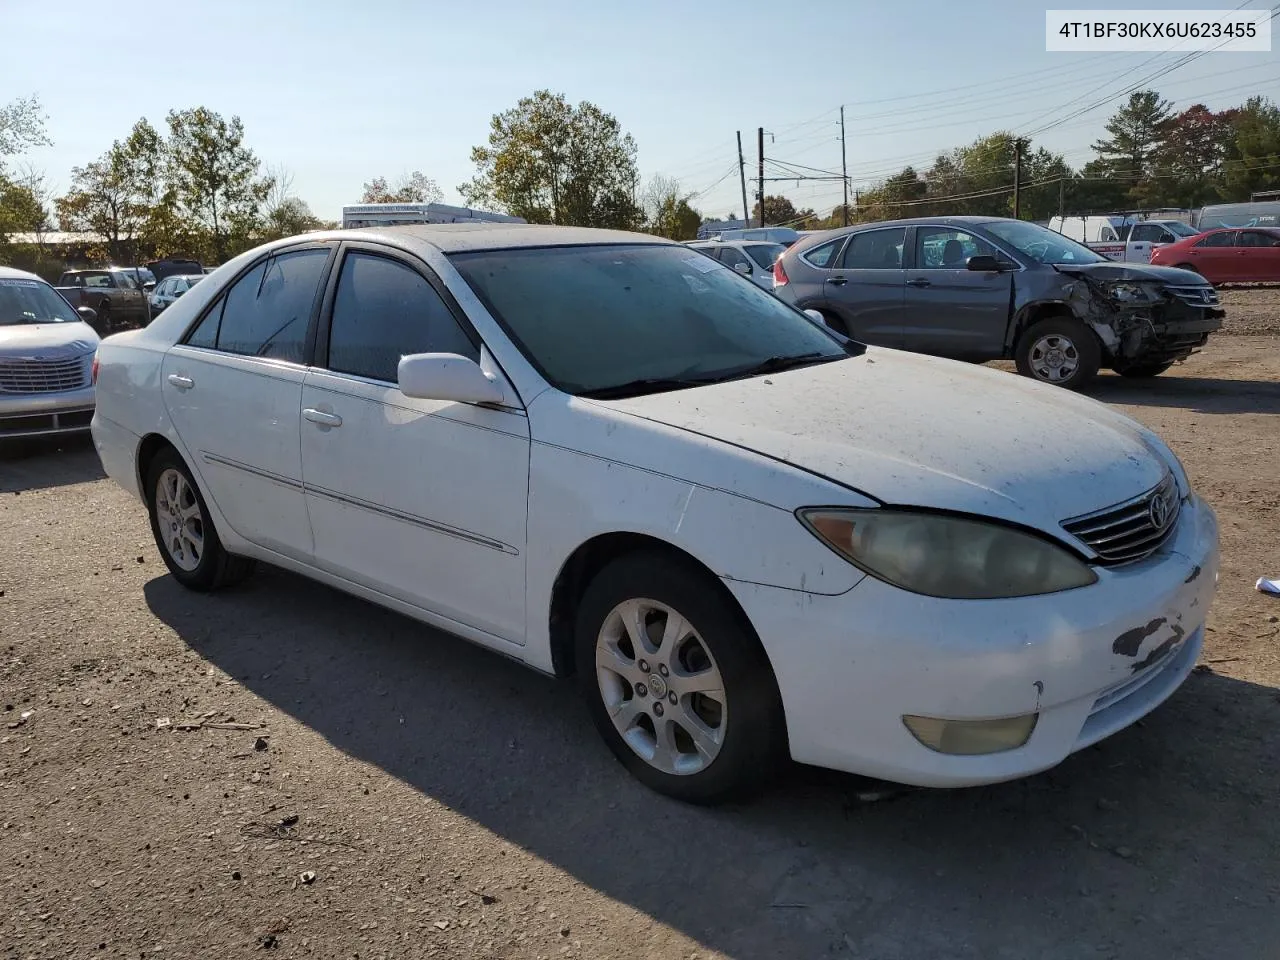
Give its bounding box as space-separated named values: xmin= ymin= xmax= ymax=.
xmin=801 ymin=238 xmax=844 ymax=268
xmin=841 ymin=227 xmax=906 ymax=269
xmin=185 ymin=248 xmax=329 ymax=361
xmin=1237 ymin=230 xmax=1279 ymax=247
xmin=326 ymin=252 xmax=478 ymax=383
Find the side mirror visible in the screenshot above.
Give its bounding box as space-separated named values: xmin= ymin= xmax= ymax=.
xmin=803 ymin=308 xmax=825 ymax=324
xmin=966 ymin=255 xmax=1004 ymax=272
xmin=733 ymin=262 xmax=752 ymax=275
xmin=77 ymin=305 xmax=98 ymax=324
xmin=142 ymin=281 xmax=156 ymax=292
xmin=174 ymin=289 xmax=185 ymax=298
xmin=397 ymin=353 xmax=505 ymax=405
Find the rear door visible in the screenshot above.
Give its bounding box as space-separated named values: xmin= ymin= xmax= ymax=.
xmin=899 ymin=225 xmax=1013 ymax=359
xmin=161 ymin=242 xmax=335 ymax=560
xmin=1234 ymin=230 xmax=1280 ymax=281
xmin=822 ymin=226 xmax=906 ymax=346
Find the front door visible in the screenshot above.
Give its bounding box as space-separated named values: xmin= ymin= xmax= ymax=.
xmin=1187 ymin=231 xmax=1238 ymax=282
xmin=161 ymin=243 xmax=335 ymax=560
xmin=822 ymin=226 xmax=906 ymax=346
xmin=299 ymin=246 xmax=530 ymax=644
xmin=899 ymin=225 xmax=1013 ymax=359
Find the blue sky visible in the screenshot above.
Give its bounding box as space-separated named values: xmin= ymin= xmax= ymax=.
xmin=4 ymin=0 xmax=1277 ymax=222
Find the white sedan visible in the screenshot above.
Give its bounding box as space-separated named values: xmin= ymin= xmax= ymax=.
xmin=90 ymin=226 xmax=1218 ymax=804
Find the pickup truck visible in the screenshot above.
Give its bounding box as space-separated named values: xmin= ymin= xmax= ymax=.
xmin=55 ymin=268 xmax=151 ymax=334
xmin=1048 ymin=216 xmax=1202 ymax=263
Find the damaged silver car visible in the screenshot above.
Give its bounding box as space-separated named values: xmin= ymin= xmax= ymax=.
xmin=773 ymin=215 xmax=1224 ymax=390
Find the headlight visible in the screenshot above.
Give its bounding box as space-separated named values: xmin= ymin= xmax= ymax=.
xmin=1106 ymin=280 xmax=1160 ymax=303
xmin=798 ymin=509 xmax=1097 ymax=599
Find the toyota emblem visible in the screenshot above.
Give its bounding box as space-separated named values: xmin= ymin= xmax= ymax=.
xmin=1149 ymin=490 xmax=1171 ymax=530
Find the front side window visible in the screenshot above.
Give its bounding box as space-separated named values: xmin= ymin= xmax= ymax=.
xmin=83 ymin=273 xmax=112 ymax=288
xmin=186 ymin=248 xmax=329 ymax=362
xmin=449 ymin=243 xmax=854 ymax=398
xmin=1237 ymin=230 xmax=1279 ymax=248
xmin=326 ymin=252 xmax=477 ymax=383
xmin=913 ymin=227 xmax=994 ymax=269
xmin=0 ymin=277 xmax=82 ymax=325
xmin=715 ymin=246 xmax=752 ymax=272
xmin=842 ymin=227 xmax=906 ymax=269
xmin=1195 ymin=231 xmax=1236 ymax=248
xmin=115 ymin=272 xmax=137 ymax=290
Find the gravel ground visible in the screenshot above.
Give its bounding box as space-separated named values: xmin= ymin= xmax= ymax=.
xmin=3 ymin=291 xmax=1279 ymax=960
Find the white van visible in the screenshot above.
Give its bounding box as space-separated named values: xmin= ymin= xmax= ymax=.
xmin=713 ymin=226 xmax=801 ymax=247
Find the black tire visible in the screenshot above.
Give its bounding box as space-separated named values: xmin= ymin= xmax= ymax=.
xmin=1115 ymin=362 xmax=1173 ymax=379
xmin=97 ymin=302 xmax=112 ymax=333
xmin=145 ymin=447 xmax=256 ymax=591
xmin=819 ymin=310 xmax=849 ymax=337
xmin=1014 ymin=316 xmax=1100 ymax=390
xmin=574 ymin=550 xmax=786 ymax=804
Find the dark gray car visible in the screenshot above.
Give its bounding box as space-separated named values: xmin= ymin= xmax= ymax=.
xmin=773 ymin=216 xmax=1224 ymax=389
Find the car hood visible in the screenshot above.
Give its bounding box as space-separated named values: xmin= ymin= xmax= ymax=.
xmin=1054 ymin=261 xmax=1206 ymax=285
xmin=599 ymin=349 xmax=1168 ymax=534
xmin=0 ymin=321 xmax=99 ymax=356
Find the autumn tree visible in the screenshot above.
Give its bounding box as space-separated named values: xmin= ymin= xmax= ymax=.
xmin=1222 ymin=96 xmax=1280 ymax=200
xmin=1147 ymin=105 xmax=1238 ymax=208
xmin=360 ymin=171 xmax=443 ymax=204
xmin=0 ymin=96 xmax=51 ymax=247
xmin=461 ymin=90 xmax=641 ymax=228
xmin=166 ymin=107 xmax=270 ymax=261
xmin=57 ymin=119 xmax=165 ymax=260
xmin=262 ymin=165 xmax=322 ymax=239
xmin=751 ymin=194 xmax=799 ymax=226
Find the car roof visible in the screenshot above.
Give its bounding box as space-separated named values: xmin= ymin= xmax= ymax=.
xmin=0 ymin=265 xmax=44 ymax=281
xmin=337 ymin=223 xmax=674 ymax=253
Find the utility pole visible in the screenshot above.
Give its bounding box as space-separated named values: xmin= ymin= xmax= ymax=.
xmin=1058 ymin=175 xmax=1065 ymax=219
xmin=840 ymin=106 xmax=849 ymax=227
xmin=757 ymin=127 xmax=765 ymax=227
xmin=1013 ymin=138 xmax=1025 ymax=219
xmin=736 ymin=131 xmax=750 ymax=225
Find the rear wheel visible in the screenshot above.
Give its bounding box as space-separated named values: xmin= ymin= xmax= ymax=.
xmin=575 ymin=551 xmax=785 ymax=804
xmin=1115 ymin=361 xmax=1173 ymax=378
xmin=146 ymin=448 xmax=256 ymax=591
xmin=1014 ymin=316 xmax=1100 ymax=390
xmin=97 ymin=302 xmax=112 ymax=333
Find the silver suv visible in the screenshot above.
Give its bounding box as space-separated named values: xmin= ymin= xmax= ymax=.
xmin=686 ymin=240 xmax=786 ymax=291
xmin=0 ymin=267 xmax=100 ymax=440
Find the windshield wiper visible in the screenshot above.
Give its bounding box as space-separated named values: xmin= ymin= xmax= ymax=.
xmin=713 ymin=352 xmax=838 ymax=381
xmin=578 ymin=377 xmax=714 ymax=400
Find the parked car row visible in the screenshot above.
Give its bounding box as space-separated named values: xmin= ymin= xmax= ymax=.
xmin=76 ymin=223 xmax=1216 ymax=805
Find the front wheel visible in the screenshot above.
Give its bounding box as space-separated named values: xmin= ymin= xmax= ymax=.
xmin=1014 ymin=316 xmax=1100 ymax=390
xmin=575 ymin=552 xmax=786 ymax=804
xmin=146 ymin=448 xmax=256 ymax=591
xmin=1115 ymin=362 xmax=1174 ymax=379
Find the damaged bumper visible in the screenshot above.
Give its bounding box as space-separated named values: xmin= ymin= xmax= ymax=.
xmin=724 ymin=494 xmax=1219 ymax=788
xmin=1074 ymin=276 xmax=1225 ymax=366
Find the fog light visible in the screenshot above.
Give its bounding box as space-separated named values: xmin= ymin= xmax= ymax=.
xmin=902 ymin=713 xmax=1038 ymax=755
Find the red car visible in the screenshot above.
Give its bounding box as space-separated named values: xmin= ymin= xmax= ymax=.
xmin=1149 ymin=226 xmax=1280 ymax=284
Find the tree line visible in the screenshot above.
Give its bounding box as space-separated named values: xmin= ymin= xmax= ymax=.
xmin=3 ymin=86 xmax=1278 ymax=279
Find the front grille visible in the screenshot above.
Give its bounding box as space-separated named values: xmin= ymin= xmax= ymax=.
xmin=0 ymin=355 xmax=91 ymax=394
xmin=1165 ymin=284 xmax=1219 ymax=307
xmin=1062 ymin=474 xmax=1181 ymax=565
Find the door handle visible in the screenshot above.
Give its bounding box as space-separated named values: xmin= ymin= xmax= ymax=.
xmin=906 ymin=278 xmax=931 ymax=287
xmin=167 ymin=374 xmax=194 ymax=389
xmin=829 ymin=276 xmax=848 ymax=286
xmin=302 ymin=408 xmax=343 ymax=428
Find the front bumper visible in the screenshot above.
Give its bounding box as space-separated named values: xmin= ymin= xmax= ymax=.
xmin=0 ymin=387 xmax=96 ymax=439
xmin=727 ymin=493 xmax=1219 ymax=787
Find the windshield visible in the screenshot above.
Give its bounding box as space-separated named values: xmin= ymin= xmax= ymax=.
xmin=0 ymin=277 xmax=83 ymax=325
xmin=745 ymin=243 xmax=786 ymax=269
xmin=1165 ymin=222 xmax=1199 ymax=238
xmin=450 ymin=243 xmax=855 ymax=397
xmin=986 ymin=220 xmax=1106 ymax=265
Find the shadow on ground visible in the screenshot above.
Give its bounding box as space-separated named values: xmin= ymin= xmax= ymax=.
xmin=0 ymin=435 xmax=105 ymax=492
xmin=144 ymin=568 xmax=1280 ymax=960
xmin=1084 ymin=374 xmax=1280 ymax=416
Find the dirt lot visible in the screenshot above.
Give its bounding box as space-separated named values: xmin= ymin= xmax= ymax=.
xmin=3 ymin=290 xmax=1279 ymax=960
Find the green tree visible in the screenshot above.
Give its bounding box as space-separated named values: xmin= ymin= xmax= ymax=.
xmin=641 ymin=175 xmax=703 ymax=239
xmin=460 ymin=90 xmax=641 ymax=228
xmin=1091 ymin=91 xmax=1173 ymax=202
xmin=166 ymin=107 xmax=270 ymax=262
xmin=751 ymin=194 xmax=798 ymax=226
xmin=0 ymin=95 xmax=50 ymax=173
xmin=1222 ymin=96 xmax=1280 ymax=200
xmin=263 ymin=165 xmax=323 ymax=240
xmin=57 ymin=119 xmax=164 ymax=261
xmin=360 ymin=171 xmax=443 ymax=204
